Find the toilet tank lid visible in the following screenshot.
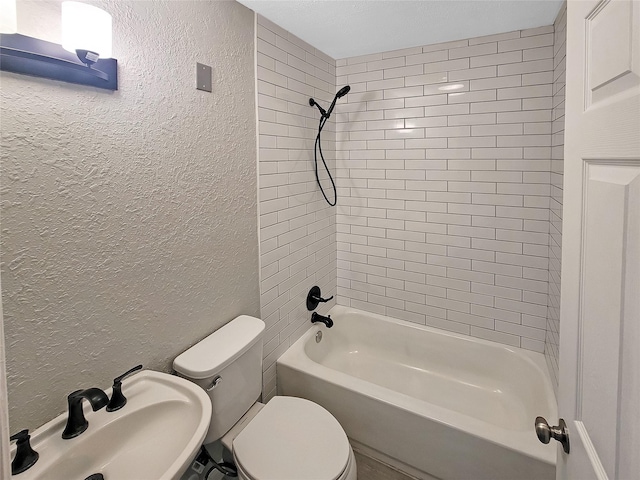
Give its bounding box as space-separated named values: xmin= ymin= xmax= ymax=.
xmin=173 ymin=315 xmax=265 ymax=380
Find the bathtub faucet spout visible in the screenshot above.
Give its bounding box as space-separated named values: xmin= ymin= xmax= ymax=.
xmin=311 ymin=312 xmax=333 ymax=328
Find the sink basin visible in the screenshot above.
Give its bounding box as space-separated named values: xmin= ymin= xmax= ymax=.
xmin=10 ymin=370 xmax=211 ymax=480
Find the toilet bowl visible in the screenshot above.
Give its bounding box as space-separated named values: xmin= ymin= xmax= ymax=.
xmin=173 ymin=315 xmax=356 ymax=480
xmin=229 ymin=397 xmax=356 ymax=480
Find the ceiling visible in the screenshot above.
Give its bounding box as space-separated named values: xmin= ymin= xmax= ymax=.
xmin=236 ymin=0 xmax=564 ymax=59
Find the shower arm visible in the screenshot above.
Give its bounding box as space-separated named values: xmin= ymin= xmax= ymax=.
xmin=310 ymin=85 xmax=350 ymax=119
xmin=309 ymin=98 xmax=327 ymax=118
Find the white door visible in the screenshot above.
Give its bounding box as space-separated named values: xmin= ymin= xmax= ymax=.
xmin=555 ymin=0 xmax=640 ymax=479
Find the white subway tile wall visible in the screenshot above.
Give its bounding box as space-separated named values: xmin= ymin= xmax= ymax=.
xmin=335 ymin=24 xmax=564 ymax=353
xmin=545 ymin=3 xmax=566 ymax=394
xmin=257 ymin=12 xmax=566 ymax=396
xmin=256 ymin=16 xmax=337 ymax=400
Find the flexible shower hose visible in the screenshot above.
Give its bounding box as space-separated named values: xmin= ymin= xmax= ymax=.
xmin=314 ymin=114 xmax=337 ymax=206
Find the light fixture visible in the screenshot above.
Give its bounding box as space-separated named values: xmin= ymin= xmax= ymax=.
xmin=0 ymin=0 xmax=117 ymax=90
xmin=62 ymin=2 xmax=112 ymax=66
xmin=0 ymin=0 xmax=17 ymax=34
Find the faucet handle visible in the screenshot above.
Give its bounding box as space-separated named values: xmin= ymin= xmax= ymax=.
xmin=113 ymin=364 xmax=143 ymax=384
xmin=306 ymin=286 xmax=334 ymax=311
xmin=10 ymin=429 xmax=39 ymax=474
xmin=106 ymin=364 xmax=142 ymax=412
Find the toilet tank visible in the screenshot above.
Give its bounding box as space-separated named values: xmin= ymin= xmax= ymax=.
xmin=173 ymin=315 xmax=265 ymax=444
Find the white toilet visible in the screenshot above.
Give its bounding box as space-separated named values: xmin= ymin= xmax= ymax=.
xmin=173 ymin=315 xmax=357 ymax=480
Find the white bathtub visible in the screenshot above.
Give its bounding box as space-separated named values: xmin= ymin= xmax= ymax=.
xmin=277 ymin=305 xmax=556 ymax=480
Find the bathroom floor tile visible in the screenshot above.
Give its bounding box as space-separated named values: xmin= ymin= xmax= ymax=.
xmin=354 ymin=451 xmax=420 ymax=480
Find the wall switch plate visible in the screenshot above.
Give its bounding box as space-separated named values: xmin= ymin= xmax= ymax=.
xmin=196 ymin=63 xmax=212 ymax=92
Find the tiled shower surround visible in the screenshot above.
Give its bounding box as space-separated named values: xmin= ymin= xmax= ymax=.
xmin=545 ymin=3 xmax=567 ymax=391
xmin=257 ymin=10 xmax=566 ymax=395
xmin=335 ymin=26 xmax=559 ymax=353
xmin=256 ymin=16 xmax=337 ymax=400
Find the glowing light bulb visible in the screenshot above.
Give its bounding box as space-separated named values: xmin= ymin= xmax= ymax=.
xmin=0 ymin=0 xmax=17 ymax=34
xmin=62 ymin=2 xmax=112 ymax=59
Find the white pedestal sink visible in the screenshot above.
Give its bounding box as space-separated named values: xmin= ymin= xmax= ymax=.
xmin=10 ymin=370 xmax=211 ymax=480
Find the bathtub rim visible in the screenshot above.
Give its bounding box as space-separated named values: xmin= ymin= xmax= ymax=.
xmin=326 ymin=305 xmax=554 ymax=366
xmin=277 ymin=305 xmax=557 ymax=467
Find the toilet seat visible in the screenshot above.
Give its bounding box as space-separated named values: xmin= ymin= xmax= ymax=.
xmin=232 ymin=396 xmax=351 ymax=480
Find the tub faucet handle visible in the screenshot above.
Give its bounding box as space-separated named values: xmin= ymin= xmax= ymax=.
xmin=306 ymin=286 xmax=334 ymax=311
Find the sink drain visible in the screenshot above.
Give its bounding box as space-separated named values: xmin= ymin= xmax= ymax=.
xmin=85 ymin=474 xmax=104 ymax=480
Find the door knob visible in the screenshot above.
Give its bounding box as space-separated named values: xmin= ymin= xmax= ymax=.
xmin=535 ymin=416 xmax=570 ymax=454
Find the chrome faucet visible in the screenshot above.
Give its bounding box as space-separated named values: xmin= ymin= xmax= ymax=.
xmin=62 ymin=388 xmax=109 ymax=439
xmin=311 ymin=312 xmax=334 ymax=328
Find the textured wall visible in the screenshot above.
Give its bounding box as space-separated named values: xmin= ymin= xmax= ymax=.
xmin=0 ymin=0 xmax=259 ymax=432
xmin=335 ymin=27 xmax=557 ymax=352
xmin=255 ymin=16 xmax=337 ymax=400
xmin=0 ymin=279 xmax=9 ymax=479
xmin=545 ymin=2 xmax=566 ymax=394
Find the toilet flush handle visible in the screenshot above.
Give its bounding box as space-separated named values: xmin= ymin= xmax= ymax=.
xmin=206 ymin=375 xmax=222 ymax=391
